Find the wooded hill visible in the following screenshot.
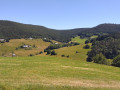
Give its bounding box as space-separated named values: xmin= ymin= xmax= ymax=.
xmin=0 ymin=20 xmax=120 ymax=42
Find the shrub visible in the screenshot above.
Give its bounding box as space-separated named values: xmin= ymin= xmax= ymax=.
xmin=29 ymin=54 xmax=34 ymax=56
xmin=70 ymin=42 xmax=80 ymax=46
xmin=51 ymin=50 xmax=57 ymax=55
xmin=66 ymin=55 xmax=69 ymax=58
xmin=112 ymin=55 xmax=120 ymax=67
xmin=39 ymin=51 xmax=43 ymax=54
xmin=6 ymin=38 xmax=10 ymax=42
xmin=44 ymin=49 xmax=47 ymax=52
xmin=84 ymin=45 xmax=90 ymax=49
xmin=76 ymin=51 xmax=79 ymax=53
xmin=61 ymin=54 xmax=65 ymax=57
xmin=46 ymin=49 xmax=51 ymax=55
xmin=85 ymin=40 xmax=90 ymax=44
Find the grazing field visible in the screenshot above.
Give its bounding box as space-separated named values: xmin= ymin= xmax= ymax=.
xmin=90 ymin=35 xmax=98 ymax=39
xmin=55 ymin=36 xmax=90 ymax=61
xmin=0 ymin=39 xmax=50 ymax=56
xmin=0 ymin=56 xmax=120 ymax=89
xmin=55 ymin=44 xmax=91 ymax=61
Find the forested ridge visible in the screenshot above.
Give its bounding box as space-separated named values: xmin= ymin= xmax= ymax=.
xmin=0 ymin=20 xmax=85 ymax=42
xmin=0 ymin=20 xmax=120 ymax=42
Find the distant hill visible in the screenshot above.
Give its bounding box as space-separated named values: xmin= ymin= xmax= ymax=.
xmin=0 ymin=20 xmax=86 ymax=42
xmin=0 ymin=20 xmax=120 ymax=42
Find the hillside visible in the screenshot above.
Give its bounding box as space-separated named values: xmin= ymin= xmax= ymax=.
xmin=54 ymin=36 xmax=90 ymax=61
xmin=0 ymin=39 xmax=50 ymax=56
xmin=1 ymin=20 xmax=120 ymax=42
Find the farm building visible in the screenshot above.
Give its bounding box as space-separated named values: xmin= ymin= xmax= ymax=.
xmin=0 ymin=39 xmax=6 ymax=43
xmin=22 ymin=45 xmax=31 ymax=48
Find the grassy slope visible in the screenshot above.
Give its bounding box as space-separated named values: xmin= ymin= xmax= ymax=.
xmin=55 ymin=36 xmax=90 ymax=61
xmin=55 ymin=45 xmax=90 ymax=61
xmin=0 ymin=39 xmax=50 ymax=56
xmin=71 ymin=36 xmax=86 ymax=44
xmin=0 ymin=56 xmax=120 ymax=89
xmin=90 ymin=35 xmax=98 ymax=39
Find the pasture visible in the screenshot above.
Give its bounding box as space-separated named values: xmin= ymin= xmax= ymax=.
xmin=0 ymin=56 xmax=119 ymax=89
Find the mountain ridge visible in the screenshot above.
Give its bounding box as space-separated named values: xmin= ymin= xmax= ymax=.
xmin=0 ymin=20 xmax=120 ymax=42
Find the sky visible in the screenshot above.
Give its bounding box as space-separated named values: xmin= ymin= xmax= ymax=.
xmin=0 ymin=0 xmax=120 ymax=29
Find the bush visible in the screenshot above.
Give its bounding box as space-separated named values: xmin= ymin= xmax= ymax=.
xmin=76 ymin=51 xmax=79 ymax=53
xmin=51 ymin=51 xmax=57 ymax=55
xmin=112 ymin=55 xmax=120 ymax=67
xmin=70 ymin=42 xmax=80 ymax=46
xmin=92 ymin=53 xmax=110 ymax=65
xmin=61 ymin=54 xmax=65 ymax=57
xmin=39 ymin=51 xmax=43 ymax=54
xmin=84 ymin=45 xmax=90 ymax=49
xmin=66 ymin=55 xmax=69 ymax=58
xmin=29 ymin=54 xmax=34 ymax=56
xmin=46 ymin=49 xmax=51 ymax=55
xmin=85 ymin=40 xmax=90 ymax=44
xmin=44 ymin=49 xmax=47 ymax=52
xmin=6 ymin=38 xmax=10 ymax=42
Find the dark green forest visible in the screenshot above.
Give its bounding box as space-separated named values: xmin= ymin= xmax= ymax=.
xmin=1 ymin=20 xmax=120 ymax=42
xmin=0 ymin=20 xmax=85 ymax=42
xmin=87 ymin=33 xmax=120 ymax=67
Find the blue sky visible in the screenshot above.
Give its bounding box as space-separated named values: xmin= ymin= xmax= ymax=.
xmin=0 ymin=0 xmax=120 ymax=29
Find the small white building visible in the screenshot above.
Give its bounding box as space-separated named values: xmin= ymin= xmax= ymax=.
xmin=55 ymin=42 xmax=58 ymax=45
xmin=28 ymin=37 xmax=33 ymax=40
xmin=12 ymin=54 xmax=16 ymax=57
xmin=0 ymin=39 xmax=6 ymax=43
xmin=23 ymin=45 xmax=31 ymax=48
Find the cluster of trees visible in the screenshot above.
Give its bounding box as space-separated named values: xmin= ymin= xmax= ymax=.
xmin=44 ymin=50 xmax=57 ymax=55
xmin=44 ymin=42 xmax=80 ymax=52
xmin=44 ymin=42 xmax=80 ymax=56
xmin=87 ymin=33 xmax=120 ymax=67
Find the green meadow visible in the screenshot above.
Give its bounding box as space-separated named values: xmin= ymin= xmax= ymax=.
xmin=0 ymin=56 xmax=120 ymax=89
xmin=71 ymin=36 xmax=87 ymax=44
xmin=0 ymin=39 xmax=50 ymax=56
